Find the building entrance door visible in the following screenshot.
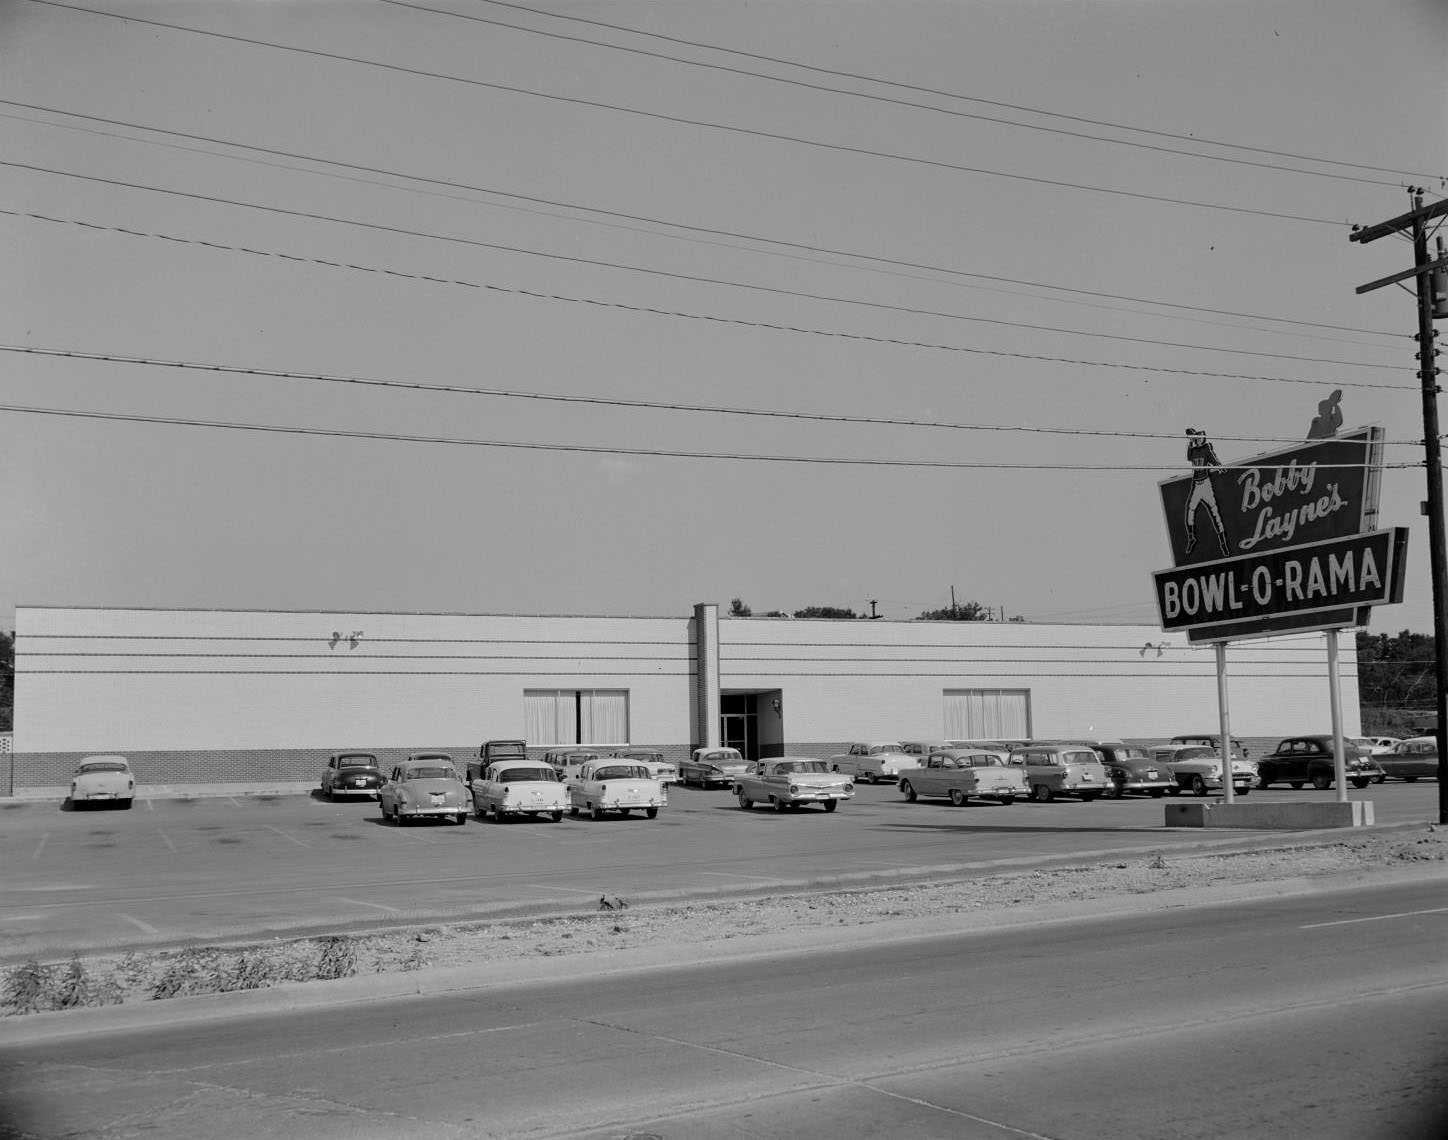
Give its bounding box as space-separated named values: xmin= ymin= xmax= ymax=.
xmin=720 ymin=702 xmax=757 ymax=762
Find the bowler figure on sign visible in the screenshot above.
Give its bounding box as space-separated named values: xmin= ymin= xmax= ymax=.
xmin=1183 ymin=428 xmax=1230 ymax=556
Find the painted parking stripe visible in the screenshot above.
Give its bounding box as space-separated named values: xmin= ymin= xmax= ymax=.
xmin=157 ymin=829 xmax=177 ymax=853
xmin=114 ymin=913 xmax=159 ymax=935
xmin=1302 ymin=905 xmax=1448 ymax=929
xmin=31 ymin=832 xmax=48 ymax=860
xmin=262 ymin=824 xmax=310 ymax=848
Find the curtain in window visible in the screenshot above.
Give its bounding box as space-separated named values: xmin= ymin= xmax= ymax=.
xmin=581 ymin=689 xmax=629 ymax=744
xmin=524 ymin=690 xmax=576 ymax=746
xmin=943 ymin=689 xmax=1030 ymax=739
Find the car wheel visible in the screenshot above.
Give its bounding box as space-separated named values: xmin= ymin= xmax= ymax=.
xmin=645 ymin=806 xmax=659 ymax=819
xmin=1191 ymin=775 xmax=1208 ymax=797
xmin=997 ymin=796 xmax=1015 ymax=806
xmin=901 ymin=780 xmax=917 ymax=802
xmin=590 ymin=802 xmax=602 ymax=821
xmin=1311 ymin=772 xmax=1332 ymax=790
xmin=569 ymin=805 xmax=580 ymax=817
xmin=736 ymin=790 xmax=753 ymax=809
xmin=1108 ymin=778 xmax=1125 ymax=800
xmin=1148 ymin=788 xmax=1165 ymax=798
xmin=772 ymin=797 xmax=786 ymax=812
xmin=1289 ymin=781 xmax=1304 ymax=790
xmin=822 ymin=799 xmax=838 ymax=812
xmin=1404 ymin=776 xmax=1419 ymax=783
xmin=948 ymin=788 xmax=967 ymax=807
xmin=1237 ymin=787 xmax=1250 ymax=796
xmin=455 ymin=812 xmax=466 ymax=825
xmin=323 ymin=784 xmax=333 ymax=801
xmin=1350 ymin=777 xmax=1370 ymax=789
xmin=1032 ymin=784 xmax=1053 ymax=803
xmin=1080 ymin=791 xmax=1101 ymax=802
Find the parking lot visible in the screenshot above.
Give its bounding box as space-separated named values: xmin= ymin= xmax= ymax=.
xmin=0 ymin=779 xmax=1435 ymax=963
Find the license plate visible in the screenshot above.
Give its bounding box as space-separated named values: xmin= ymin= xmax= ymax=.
xmin=354 ymin=779 xmax=367 ymax=787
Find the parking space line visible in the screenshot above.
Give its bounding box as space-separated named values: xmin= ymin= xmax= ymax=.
xmin=31 ymin=832 xmax=48 ymax=860
xmin=697 ymin=871 xmax=789 ymax=884
xmin=157 ymin=829 xmax=177 ymax=854
xmin=114 ymin=912 xmax=159 ymax=935
xmin=262 ymin=824 xmax=310 ymax=848
xmin=335 ymin=896 xmax=401 ymax=914
xmin=519 ymin=883 xmax=598 ymax=896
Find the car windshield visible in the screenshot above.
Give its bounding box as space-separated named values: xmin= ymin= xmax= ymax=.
xmin=594 ymin=765 xmax=649 ymax=780
xmin=337 ymin=759 xmax=379 ymax=771
xmin=619 ymin=752 xmax=661 ymax=763
xmin=79 ymin=761 xmax=127 ymax=773
xmin=776 ymin=760 xmax=829 ymax=774
xmin=1118 ymin=748 xmax=1150 ymax=761
xmin=966 ymin=755 xmax=1002 ymax=767
xmin=407 ymin=767 xmax=455 ymax=780
xmin=499 ymin=768 xmax=555 ymax=782
xmin=868 ymin=745 xmax=902 ymax=755
xmin=1175 ymin=747 xmax=1216 ymax=759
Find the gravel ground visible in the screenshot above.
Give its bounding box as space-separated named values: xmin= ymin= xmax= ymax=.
xmin=4 ymin=824 xmax=1444 ymax=1016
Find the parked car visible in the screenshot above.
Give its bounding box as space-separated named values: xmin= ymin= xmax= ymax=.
xmin=68 ymin=755 xmax=133 ymax=809
xmin=733 ymin=757 xmax=854 ymax=812
xmin=1007 ymin=744 xmax=1109 ymax=802
xmin=319 ymin=752 xmax=385 ymax=800
xmin=542 ymin=748 xmax=608 ymax=785
xmin=1169 ymin=733 xmax=1250 ymax=761
xmin=1349 ymin=735 xmax=1401 ymax=757
xmin=1150 ymin=744 xmax=1257 ymax=796
xmin=467 ymin=739 xmax=529 ymax=782
xmin=829 ymin=742 xmax=920 ymax=785
xmin=378 ymin=754 xmax=469 ymax=825
xmin=678 ymin=746 xmax=748 ymax=788
xmin=898 ymin=740 xmax=952 ymax=762
xmin=1255 ymin=736 xmax=1384 ymax=791
xmin=899 ymin=749 xmax=1028 ymax=806
xmin=1376 ymin=736 xmax=1439 ymax=782
xmin=469 ymin=759 xmax=567 ymax=822
xmin=566 ymin=759 xmax=667 ymax=819
xmin=1061 ymin=741 xmax=1173 ymax=798
xmin=610 ymin=747 xmax=680 ymax=785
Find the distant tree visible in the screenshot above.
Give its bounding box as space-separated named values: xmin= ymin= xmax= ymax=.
xmin=728 ymin=598 xmax=752 ymax=617
xmin=917 ymin=601 xmax=989 ymax=621
xmin=0 ymin=630 xmax=12 ymax=732
xmin=761 ymin=610 xmax=790 ymax=618
xmin=1356 ymin=629 xmax=1436 ymax=736
xmin=793 ymin=606 xmax=857 ymax=619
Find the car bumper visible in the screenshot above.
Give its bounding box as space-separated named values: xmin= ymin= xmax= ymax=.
xmin=397 ymin=803 xmax=465 ymax=817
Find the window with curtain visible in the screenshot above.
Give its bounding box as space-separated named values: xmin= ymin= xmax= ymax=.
xmin=523 ymin=689 xmax=630 ymax=745
xmin=943 ymin=689 xmax=1031 ymax=740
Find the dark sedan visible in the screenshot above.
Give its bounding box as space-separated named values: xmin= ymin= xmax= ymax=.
xmin=1378 ymin=737 xmax=1440 ymax=782
xmin=319 ymin=752 xmax=386 ymax=799
xmin=1257 ymin=736 xmax=1384 ymax=791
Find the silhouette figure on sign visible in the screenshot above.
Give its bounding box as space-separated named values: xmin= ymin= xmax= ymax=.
xmin=1183 ymin=428 xmax=1230 ymax=557
xmin=1306 ymin=390 xmax=1343 ymax=439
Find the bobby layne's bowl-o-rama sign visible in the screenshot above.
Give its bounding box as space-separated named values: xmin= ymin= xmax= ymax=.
xmin=1154 ymin=528 xmax=1408 ymax=637
xmin=1154 ymin=426 xmax=1404 ymax=641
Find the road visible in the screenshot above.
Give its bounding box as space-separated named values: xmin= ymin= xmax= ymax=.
xmin=1 ymin=877 xmax=1445 ymax=1140
xmin=0 ymin=781 xmax=1436 ymax=962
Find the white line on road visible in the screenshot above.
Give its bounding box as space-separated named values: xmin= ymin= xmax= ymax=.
xmin=31 ymin=832 xmax=48 ymax=860
xmin=336 ymin=896 xmax=402 ymax=914
xmin=519 ymin=884 xmax=599 ymax=896
xmin=114 ymin=912 xmax=160 ymax=934
xmin=698 ymin=871 xmax=788 ymax=884
xmin=157 ymin=829 xmax=176 ymax=853
xmin=1302 ymin=905 xmax=1448 ymax=929
xmin=263 ymin=824 xmax=310 ymax=848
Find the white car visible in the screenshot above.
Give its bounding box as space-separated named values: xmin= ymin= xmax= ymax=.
xmin=469 ymin=759 xmax=567 ymax=822
xmin=899 ymin=749 xmax=1028 ymax=806
xmin=566 ymin=760 xmax=667 ymax=820
xmin=829 ymin=742 xmax=920 ymax=784
xmin=69 ymin=755 xmax=134 ymax=808
xmin=678 ymin=746 xmax=749 ymax=788
xmin=733 ymin=758 xmax=854 ymax=812
xmin=611 ymin=747 xmax=680 ymax=785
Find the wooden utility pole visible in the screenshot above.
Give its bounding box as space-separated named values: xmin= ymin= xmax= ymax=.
xmin=1351 ymin=190 xmax=1448 ymax=824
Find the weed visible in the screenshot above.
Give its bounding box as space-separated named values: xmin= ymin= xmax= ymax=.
xmin=2 ymin=960 xmax=57 ymax=1015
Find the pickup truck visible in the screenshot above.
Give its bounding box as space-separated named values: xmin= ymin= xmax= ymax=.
xmin=469 ymin=759 xmax=567 ymax=822
xmin=566 ymin=759 xmax=667 ymax=820
xmin=467 ymin=738 xmax=529 ymax=783
xmin=733 ymin=758 xmax=853 ymax=812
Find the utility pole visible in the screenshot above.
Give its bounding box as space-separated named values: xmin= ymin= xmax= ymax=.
xmin=1351 ymin=190 xmax=1448 ymax=824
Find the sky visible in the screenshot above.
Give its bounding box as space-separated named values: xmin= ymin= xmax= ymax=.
xmin=2 ymin=0 xmax=1447 ymax=634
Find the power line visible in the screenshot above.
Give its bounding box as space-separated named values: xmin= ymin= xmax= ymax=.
xmin=0 ymin=99 xmax=1402 ymax=343
xmin=458 ymin=0 xmax=1446 ymax=186
xmin=21 ymin=0 xmax=1365 ymax=227
xmin=0 ymin=343 xmax=1428 ymax=446
xmin=0 ymin=402 xmax=1424 ymax=471
xmin=0 ymin=202 xmax=1411 ymax=382
xmin=386 ymin=0 xmax=1439 ymax=189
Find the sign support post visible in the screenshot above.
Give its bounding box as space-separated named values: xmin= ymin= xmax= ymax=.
xmin=1326 ymin=629 xmax=1346 ymax=803
xmin=1215 ymin=642 xmax=1234 ymax=804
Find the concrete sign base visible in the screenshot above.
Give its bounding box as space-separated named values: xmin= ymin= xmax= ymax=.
xmin=1165 ymin=800 xmax=1374 ymax=829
